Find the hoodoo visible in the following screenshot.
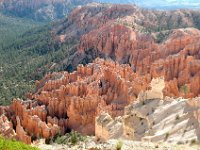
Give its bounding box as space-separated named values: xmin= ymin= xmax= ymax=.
xmin=0 ymin=2 xmax=200 ymax=149
xmin=0 ymin=58 xmax=150 ymax=143
xmin=96 ymin=78 xmax=200 ymax=143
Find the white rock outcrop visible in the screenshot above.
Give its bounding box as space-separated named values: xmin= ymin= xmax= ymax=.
xmin=95 ymin=78 xmax=200 ymax=144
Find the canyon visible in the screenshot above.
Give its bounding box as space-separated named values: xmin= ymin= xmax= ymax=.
xmin=1 ymin=0 xmax=200 ymax=22
xmin=0 ymin=58 xmax=150 ymax=144
xmin=0 ymin=2 xmax=200 ymax=149
xmin=0 ymin=58 xmax=199 ymax=146
xmin=54 ymin=3 xmax=200 ymax=98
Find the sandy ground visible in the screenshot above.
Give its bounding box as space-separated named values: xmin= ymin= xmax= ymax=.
xmin=34 ymin=137 xmax=200 ymax=150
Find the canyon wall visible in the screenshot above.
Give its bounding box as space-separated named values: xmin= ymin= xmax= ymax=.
xmin=53 ymin=3 xmax=200 ymax=98
xmin=0 ymin=3 xmax=200 ymax=144
xmin=0 ymin=58 xmax=150 ymax=143
xmin=0 ymin=58 xmax=199 ymax=144
xmin=96 ymin=78 xmax=200 ymax=143
xmin=78 ymin=25 xmax=200 ymax=98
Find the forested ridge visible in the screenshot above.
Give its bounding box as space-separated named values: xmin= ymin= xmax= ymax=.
xmin=0 ymin=14 xmax=74 ymax=105
xmin=1 ymin=3 xmax=200 ymax=105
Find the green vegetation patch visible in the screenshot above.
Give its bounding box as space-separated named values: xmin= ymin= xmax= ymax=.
xmin=0 ymin=136 xmax=39 ymax=150
xmin=46 ymin=131 xmax=87 ymax=145
xmin=179 ymin=84 xmax=190 ymax=95
xmin=0 ymin=15 xmax=75 ymax=105
xmin=0 ymin=13 xmax=42 ymax=48
xmin=154 ymin=30 xmax=171 ymax=43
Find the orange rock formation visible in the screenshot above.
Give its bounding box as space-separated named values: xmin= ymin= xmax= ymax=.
xmin=36 ymin=3 xmax=200 ymax=99
xmin=0 ymin=58 xmax=150 ymax=143
xmin=55 ymin=3 xmax=200 ymax=98
xmin=79 ymin=26 xmax=200 ymax=98
xmin=1 ymin=3 xmax=200 ymax=144
xmin=0 ymin=114 xmax=16 ymax=139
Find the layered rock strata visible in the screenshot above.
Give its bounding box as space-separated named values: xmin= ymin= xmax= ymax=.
xmin=0 ymin=58 xmax=150 ymax=143
xmin=79 ymin=25 xmax=200 ymax=98
xmin=95 ymin=78 xmax=200 ymax=143
xmin=53 ymin=3 xmax=200 ymax=98
xmin=33 ymin=58 xmax=150 ymax=135
xmin=0 ymin=114 xmax=16 ymax=139
xmin=1 ymin=59 xmax=199 ymax=144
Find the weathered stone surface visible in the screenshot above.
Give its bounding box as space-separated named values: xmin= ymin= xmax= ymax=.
xmin=0 ymin=107 xmax=5 ymax=115
xmin=8 ymin=99 xmax=60 ymax=143
xmin=16 ymin=116 xmax=31 ymax=144
xmin=95 ymin=79 xmax=200 ymax=143
xmin=1 ymin=59 xmax=200 ymax=144
xmin=0 ymin=58 xmax=150 ymax=143
xmin=1 ymin=3 xmax=200 ymax=146
xmin=56 ymin=3 xmax=200 ymax=98
xmin=138 ymin=77 xmax=165 ymax=101
xmin=0 ymin=114 xmax=16 ymax=138
xmin=33 ymin=58 xmax=150 ymax=135
xmin=49 ymin=3 xmax=200 ymax=98
xmin=79 ymin=25 xmax=200 ymax=98
xmin=95 ymin=113 xmax=123 ymax=141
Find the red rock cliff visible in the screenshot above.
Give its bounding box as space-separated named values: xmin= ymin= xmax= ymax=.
xmin=0 ymin=58 xmax=150 ymax=143
xmin=79 ymin=26 xmax=200 ymax=98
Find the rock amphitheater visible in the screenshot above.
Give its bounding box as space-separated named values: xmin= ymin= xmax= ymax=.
xmin=0 ymin=58 xmax=199 ymax=145
xmin=0 ymin=3 xmax=200 ymax=149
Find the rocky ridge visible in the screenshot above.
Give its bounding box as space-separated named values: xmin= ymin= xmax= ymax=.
xmin=0 ymin=58 xmax=150 ymax=144
xmin=1 ymin=0 xmax=200 ymax=22
xmin=53 ymin=3 xmax=200 ymax=98
xmin=0 ymin=58 xmax=199 ymax=146
xmin=0 ymin=3 xmax=200 ymax=148
xmin=0 ymin=0 xmax=93 ymax=21
xmin=96 ymin=78 xmax=200 ymax=143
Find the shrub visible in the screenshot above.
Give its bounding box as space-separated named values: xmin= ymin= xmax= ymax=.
xmin=0 ymin=136 xmax=39 ymax=150
xmin=152 ymin=121 xmax=155 ymax=126
xmin=116 ymin=140 xmax=123 ymax=150
xmin=165 ymin=133 xmax=169 ymax=140
xmin=180 ymin=85 xmax=189 ymax=95
xmin=70 ymin=131 xmax=79 ymax=145
xmin=54 ymin=135 xmax=68 ymax=144
xmin=69 ymin=131 xmax=86 ymax=145
xmin=175 ymin=115 xmax=180 ymax=120
xmin=49 ymin=130 xmax=86 ymax=145
xmin=190 ymin=139 xmax=196 ymax=145
xmin=183 ymin=129 xmax=187 ymax=133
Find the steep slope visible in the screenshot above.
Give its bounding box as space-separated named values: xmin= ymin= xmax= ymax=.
xmin=96 ymin=78 xmax=200 ymax=143
xmin=0 ymin=13 xmax=41 ymax=47
xmin=53 ymin=3 xmax=200 ymax=97
xmin=0 ymin=59 xmax=199 ymax=145
xmin=0 ymin=13 xmax=43 ymax=105
xmin=0 ymin=0 xmax=93 ymax=21
xmin=0 ymin=58 xmax=150 ymax=144
xmin=2 ymin=3 xmax=200 ymax=105
xmin=1 ymin=0 xmax=200 ymax=22
xmin=53 ymin=3 xmax=200 ymax=39
xmin=0 ymin=2 xmax=200 ymax=148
